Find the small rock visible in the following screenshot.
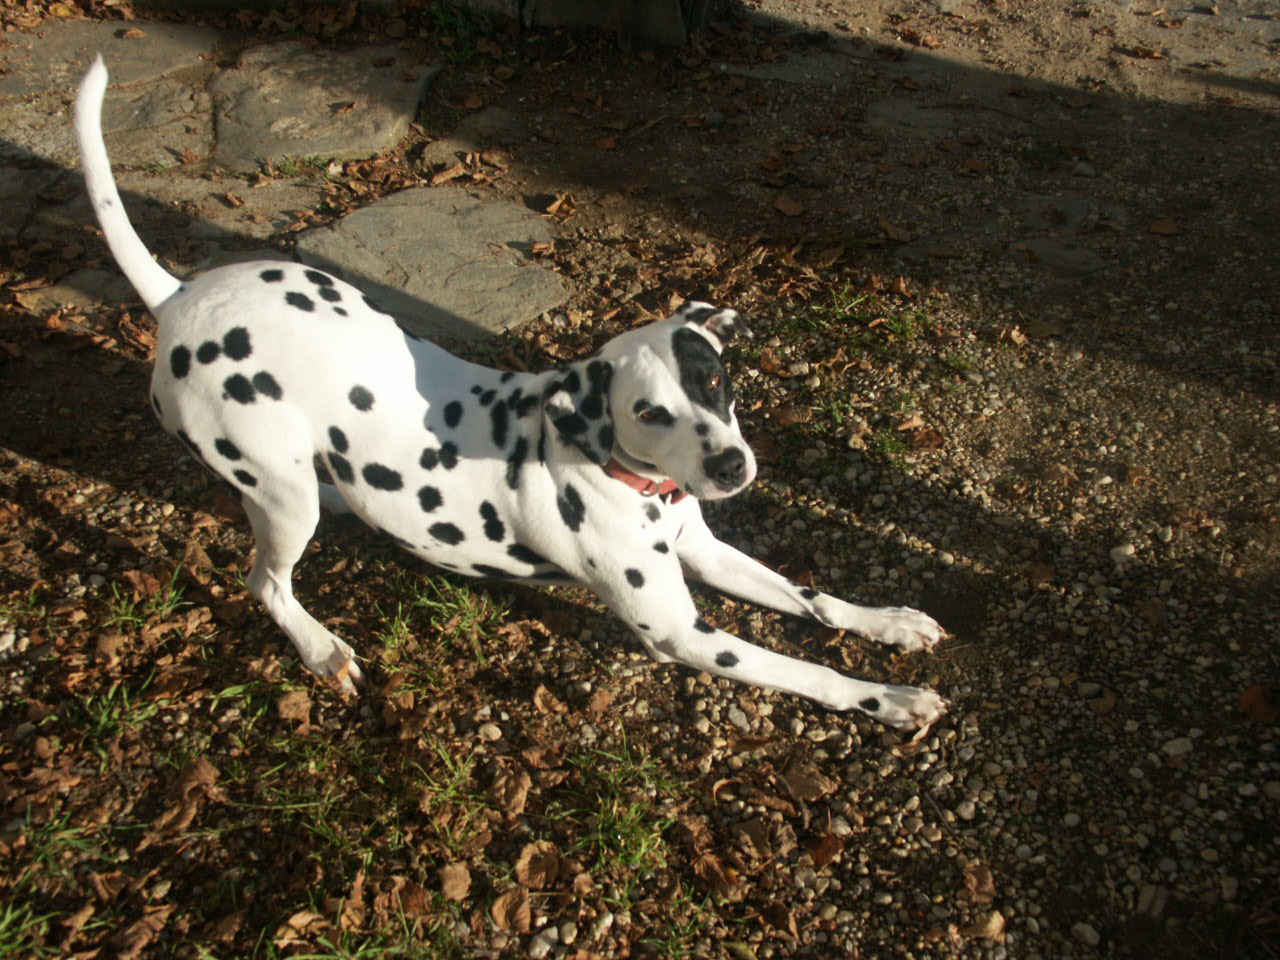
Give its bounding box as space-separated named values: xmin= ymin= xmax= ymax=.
xmin=527 ymin=927 xmax=558 ymax=959
xmin=1078 ymin=681 xmax=1102 ymax=698
xmin=956 ymin=799 xmax=977 ymax=821
xmin=1072 ymin=921 xmax=1101 ymax=946
xmin=1063 ymin=812 xmax=1082 ymax=827
xmin=726 ymin=706 xmax=751 ymax=732
xmin=477 ymin=722 xmax=503 ymax=742
xmin=1110 ymin=543 xmax=1136 ymax=564
xmin=1161 ymin=737 xmax=1193 ymax=757
xmin=1263 ymin=781 xmax=1280 ymax=801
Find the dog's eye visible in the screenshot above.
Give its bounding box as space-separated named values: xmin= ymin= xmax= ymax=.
xmin=638 ymin=407 xmax=660 ymax=421
xmin=708 ymin=375 xmax=722 ymax=390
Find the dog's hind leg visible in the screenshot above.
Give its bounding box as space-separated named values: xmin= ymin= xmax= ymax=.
xmin=239 ymin=469 xmax=363 ymax=691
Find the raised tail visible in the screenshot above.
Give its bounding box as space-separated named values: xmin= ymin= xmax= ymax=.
xmin=74 ymin=54 xmax=182 ymax=311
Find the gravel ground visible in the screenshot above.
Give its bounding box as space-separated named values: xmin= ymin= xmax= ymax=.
xmin=1 ymin=1 xmax=1278 ymax=958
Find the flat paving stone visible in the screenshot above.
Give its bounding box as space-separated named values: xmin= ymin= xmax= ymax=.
xmin=295 ymin=187 xmax=566 ymax=340
xmin=0 ymin=19 xmax=219 ymax=98
xmin=209 ymin=42 xmax=440 ymax=173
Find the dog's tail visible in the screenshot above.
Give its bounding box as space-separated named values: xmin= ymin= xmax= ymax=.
xmin=74 ymin=54 xmax=182 ymax=311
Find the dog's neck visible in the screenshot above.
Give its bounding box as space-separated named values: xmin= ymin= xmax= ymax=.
xmin=603 ymin=449 xmax=686 ymax=502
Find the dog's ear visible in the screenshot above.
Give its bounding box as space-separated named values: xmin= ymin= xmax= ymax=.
xmin=675 ymin=301 xmax=753 ymax=351
xmin=544 ymin=359 xmax=615 ymax=464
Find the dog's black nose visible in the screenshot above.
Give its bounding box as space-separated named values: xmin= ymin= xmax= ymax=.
xmin=704 ymin=448 xmax=747 ymax=491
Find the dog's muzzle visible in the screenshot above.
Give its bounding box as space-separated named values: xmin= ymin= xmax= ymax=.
xmin=704 ymin=448 xmax=749 ymax=492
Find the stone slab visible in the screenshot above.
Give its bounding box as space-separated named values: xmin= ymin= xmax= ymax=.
xmin=0 ymin=84 xmax=212 ymax=168
xmin=0 ymin=19 xmax=219 ymax=99
xmin=209 ymin=42 xmax=441 ymax=173
xmin=295 ymin=187 xmax=566 ymax=340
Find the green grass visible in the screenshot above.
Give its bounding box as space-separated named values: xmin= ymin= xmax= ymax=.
xmin=101 ymin=567 xmax=190 ymax=631
xmin=560 ymin=738 xmax=679 ymax=880
xmin=0 ymin=899 xmax=59 ymax=959
xmin=385 ymin=571 xmax=509 ymax=663
xmin=262 ymin=155 xmax=330 ymax=178
xmin=870 ymin=428 xmax=910 ymax=466
xmin=63 ymin=678 xmax=162 ymax=748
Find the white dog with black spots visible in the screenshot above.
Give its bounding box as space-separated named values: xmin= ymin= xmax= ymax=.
xmin=76 ymin=56 xmax=946 ymax=730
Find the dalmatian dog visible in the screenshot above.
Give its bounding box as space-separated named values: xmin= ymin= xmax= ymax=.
xmin=76 ymin=56 xmax=946 ymax=730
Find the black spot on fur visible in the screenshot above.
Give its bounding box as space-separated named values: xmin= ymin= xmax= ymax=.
xmin=479 ymin=389 xmax=497 ymax=407
xmin=553 ymin=412 xmax=587 ymax=440
xmin=491 ymin=402 xmax=509 ymax=448
xmin=252 ymin=372 xmax=282 ymax=400
xmin=214 ymin=438 xmax=242 ymax=460
xmin=479 ymin=502 xmax=505 ymax=542
xmin=233 ymin=469 xmax=258 ymax=487
xmin=597 ymin=424 xmax=614 ymax=455
xmin=859 ymin=697 xmax=881 ymax=713
xmin=223 ymin=327 xmax=252 ymax=361
xmin=625 ymin=569 xmax=645 ymax=588
xmin=170 ymin=346 xmax=191 ymax=379
xmin=800 ymin=588 xmax=818 ymax=600
xmin=471 ymin=385 xmax=483 ymax=395
xmin=334 ymin=307 xmax=348 ymax=317
xmin=328 ymin=452 xmax=354 ymax=484
xmin=349 ymin=386 xmax=375 ymax=411
xmin=429 ymin=522 xmax=465 ymax=545
xmin=417 ymin=485 xmax=442 ymax=512
xmin=443 ymin=401 xmax=463 ymax=429
xmin=224 ymin=374 xmax=255 ymax=404
xmin=305 ymin=269 xmax=334 ymax=287
xmin=512 ymin=392 xmax=540 ymax=419
xmin=362 ymin=463 xmax=403 ymax=491
xmin=329 ymin=426 xmax=349 ymax=453
xmin=500 ymin=371 xmax=515 ymax=383
xmin=507 ymin=543 xmax=547 ymax=565
xmin=636 ymin=623 xmax=650 ymax=631
xmin=645 ymin=503 xmax=660 ymax=523
xmin=196 ymin=341 xmax=221 ymax=364
xmin=561 ymin=370 xmax=581 ymax=394
xmin=715 ymin=651 xmax=738 ymax=668
xmin=419 ymin=447 xmax=439 ymax=470
xmin=694 ymin=617 xmax=715 ymax=634
xmin=285 ymin=291 xmax=315 ymax=312
xmin=695 ymin=422 xmax=710 ymax=437
xmin=654 ymin=541 xmax=669 ymax=553
xmin=318 ymin=286 xmax=342 ymax=303
xmin=672 ymin=327 xmax=733 ymax=423
xmin=473 ymin=564 xmax=515 ymax=579
xmin=439 ymin=442 xmax=458 ymax=470
xmin=557 ymin=484 xmax=585 ymax=532
xmin=260 ymin=269 xmax=284 ymax=283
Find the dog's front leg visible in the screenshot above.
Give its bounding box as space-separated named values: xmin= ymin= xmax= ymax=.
xmin=584 ymin=559 xmax=944 ymax=729
xmin=675 ymin=508 xmax=945 ymax=653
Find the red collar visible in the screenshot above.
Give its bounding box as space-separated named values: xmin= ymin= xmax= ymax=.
xmin=603 ymin=457 xmax=687 ymax=503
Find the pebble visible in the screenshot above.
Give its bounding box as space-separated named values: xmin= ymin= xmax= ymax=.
xmin=477 ymin=723 xmax=503 ymax=741
xmin=1110 ymin=543 xmax=1135 ymax=564
xmin=1063 ymin=812 xmax=1081 ymax=827
xmin=1161 ymin=737 xmax=1193 ymax=757
xmin=527 ymin=927 xmax=558 ymax=959
xmin=955 ymin=799 xmax=977 ymax=821
xmin=1072 ymin=921 xmax=1101 ymax=946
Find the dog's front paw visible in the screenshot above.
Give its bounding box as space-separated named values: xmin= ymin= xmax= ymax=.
xmin=864 ymin=685 xmax=947 ymax=731
xmin=305 ymin=641 xmax=364 ymax=695
xmin=863 ymin=606 xmax=946 ymax=653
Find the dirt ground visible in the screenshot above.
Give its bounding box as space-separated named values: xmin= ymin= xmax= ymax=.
xmin=1 ymin=1 xmax=1278 ymax=958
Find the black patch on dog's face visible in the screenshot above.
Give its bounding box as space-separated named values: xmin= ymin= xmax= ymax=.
xmin=672 ymin=328 xmax=732 ymax=423
xmin=329 ymin=427 xmax=349 ymax=453
xmin=625 ymin=569 xmax=645 ymax=588
xmin=197 ymin=341 xmax=221 ymax=364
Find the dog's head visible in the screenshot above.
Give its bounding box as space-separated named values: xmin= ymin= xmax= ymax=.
xmin=546 ymin=302 xmax=757 ymax=500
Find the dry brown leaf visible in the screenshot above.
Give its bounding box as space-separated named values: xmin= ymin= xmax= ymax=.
xmin=439 ymin=863 xmax=471 ymax=902
xmin=808 ymin=833 xmax=844 ymax=870
xmin=116 ymin=904 xmax=175 ymax=960
xmin=779 ymin=763 xmax=837 ymax=802
xmin=692 ymin=852 xmax=737 ymax=889
xmin=276 ymin=689 xmax=312 ymax=725
xmin=431 ymin=162 xmax=467 ymax=185
xmin=1240 ymin=684 xmax=1280 ymax=724
xmin=879 ymin=218 xmax=912 ymax=243
xmin=773 ymin=194 xmax=805 ymax=217
xmin=596 ymin=136 xmax=619 ymax=151
xmin=772 ymin=405 xmax=812 ymax=427
xmin=122 ymin=27 xmax=148 ymax=39
xmin=274 ymin=910 xmax=329 ymax=949
xmin=1019 ymin=560 xmax=1055 ymax=587
xmin=491 ymin=887 xmax=531 ymax=934
xmin=1148 ymin=217 xmax=1182 ymax=236
xmin=533 ymin=684 xmax=568 ymax=715
xmin=960 ymin=910 xmax=1006 ymax=942
xmin=963 ymin=863 xmax=997 ymax=904
xmin=761 ymin=903 xmax=799 ymax=939
xmin=489 ymin=767 xmax=532 ymax=821
xmin=586 ymin=688 xmax=614 ymax=717
xmin=1136 ymin=598 xmax=1167 ymax=627
xmin=515 ymin=840 xmax=561 ymax=889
